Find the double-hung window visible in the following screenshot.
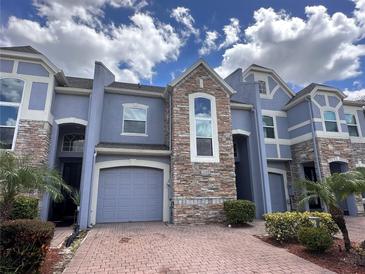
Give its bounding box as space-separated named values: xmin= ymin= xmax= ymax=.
xmin=345 ymin=113 xmax=359 ymax=137
xmin=263 ymin=115 xmax=275 ymax=138
xmin=324 ymin=111 xmax=338 ymax=132
xmin=122 ymin=103 xmax=147 ymax=135
xmin=0 ymin=78 xmax=24 ymax=150
xmin=189 ymin=93 xmax=219 ymax=162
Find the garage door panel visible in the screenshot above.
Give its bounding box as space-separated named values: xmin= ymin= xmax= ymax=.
xmin=96 ymin=167 xmax=163 ymax=223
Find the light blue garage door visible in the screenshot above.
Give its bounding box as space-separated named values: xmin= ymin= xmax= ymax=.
xmin=96 ymin=167 xmax=163 ymax=223
xmin=268 ymin=172 xmax=287 ymax=212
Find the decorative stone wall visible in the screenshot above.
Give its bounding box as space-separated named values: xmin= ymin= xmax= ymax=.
xmin=351 ymin=143 xmax=365 ymax=168
xmin=171 ymin=64 xmax=236 ymax=224
xmin=14 ymin=119 xmax=52 ymax=167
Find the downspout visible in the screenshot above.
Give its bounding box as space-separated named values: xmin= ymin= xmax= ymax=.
xmin=87 ymin=150 xmax=97 ymax=228
xmin=306 ymin=96 xmax=322 ymax=181
xmin=168 ymin=88 xmax=173 ymax=224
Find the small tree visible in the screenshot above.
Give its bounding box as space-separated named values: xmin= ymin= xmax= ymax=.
xmin=297 ymin=167 xmax=365 ymax=251
xmin=0 ymin=151 xmax=70 ymax=220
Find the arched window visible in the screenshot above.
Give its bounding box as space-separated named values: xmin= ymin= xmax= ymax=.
xmin=189 ymin=93 xmax=219 ymax=162
xmin=62 ymin=133 xmax=85 ymax=152
xmin=0 ymin=78 xmax=24 ymax=150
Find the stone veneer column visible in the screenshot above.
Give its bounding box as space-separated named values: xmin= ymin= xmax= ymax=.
xmin=171 ymin=64 xmax=236 ymax=224
xmin=14 ymin=119 xmax=52 ymax=167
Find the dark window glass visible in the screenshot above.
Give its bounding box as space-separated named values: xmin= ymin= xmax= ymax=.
xmin=258 ymin=80 xmax=266 ymax=94
xmin=124 ymin=120 xmax=146 ymax=134
xmin=196 ymin=138 xmax=213 ymax=156
xmin=325 ymin=121 xmax=338 ymax=132
xmin=263 ymin=116 xmax=275 ymax=138
xmin=194 ymin=97 xmax=211 ymax=118
xmin=0 ymin=127 xmax=15 ymax=149
xmin=348 ymin=126 xmax=359 ymax=137
xmin=62 ymin=134 xmax=85 ymax=152
xmin=264 ymin=127 xmax=275 ymax=138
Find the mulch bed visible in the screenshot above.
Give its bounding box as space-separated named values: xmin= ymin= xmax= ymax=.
xmin=40 ymin=248 xmax=62 ymax=274
xmin=256 ymin=235 xmax=365 ymax=274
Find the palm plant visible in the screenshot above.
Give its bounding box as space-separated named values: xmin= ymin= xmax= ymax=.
xmin=0 ymin=151 xmax=71 ymax=220
xmin=297 ymin=167 xmax=365 ymax=251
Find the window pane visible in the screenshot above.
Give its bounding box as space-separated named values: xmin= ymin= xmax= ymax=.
xmin=348 ymin=125 xmax=359 ymax=137
xmin=0 ymin=106 xmax=18 ymax=126
xmin=258 ymin=81 xmax=266 ymax=94
xmin=194 ymin=97 xmax=211 ymax=118
xmin=345 ymin=114 xmax=356 ymax=125
xmin=324 ymin=111 xmax=336 ymax=121
xmin=0 ymin=78 xmax=24 ymax=103
xmin=264 ymin=127 xmax=275 ymax=138
xmin=196 ymin=138 xmax=213 ymax=156
xmin=263 ymin=116 xmax=273 ymax=127
xmin=196 ymin=120 xmax=212 ymax=137
xmin=124 ymin=120 xmax=146 ymax=134
xmin=325 ymin=121 xmax=338 ymax=132
xmin=0 ymin=127 xmax=15 ymax=149
xmin=63 ymin=134 xmax=84 ymax=152
xmin=124 ymin=107 xmax=146 ymax=121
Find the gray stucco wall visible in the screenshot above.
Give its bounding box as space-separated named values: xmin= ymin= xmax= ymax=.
xmin=261 ymin=87 xmax=291 ymax=110
xmin=100 ymin=93 xmax=165 ymax=144
xmin=287 ymin=101 xmax=310 ymax=127
xmin=231 ymin=109 xmax=251 ymax=132
xmin=52 ymin=94 xmax=89 ymax=121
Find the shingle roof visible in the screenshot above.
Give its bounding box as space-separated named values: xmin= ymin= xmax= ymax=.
xmin=287 ymin=83 xmax=338 ymax=104
xmin=107 ymin=81 xmax=165 ymax=93
xmin=65 ymin=76 xmax=93 ymax=89
xmin=0 ymin=45 xmax=41 ymax=54
xmin=343 ymin=99 xmax=365 ymax=107
xmin=96 ymin=143 xmax=169 ymax=150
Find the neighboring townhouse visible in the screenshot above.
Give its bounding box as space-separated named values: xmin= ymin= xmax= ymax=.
xmin=0 ymin=46 xmax=364 ymax=229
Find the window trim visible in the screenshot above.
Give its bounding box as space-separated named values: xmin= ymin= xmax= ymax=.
xmin=0 ymin=77 xmax=25 ymax=151
xmin=263 ymin=115 xmax=275 ymax=139
xmin=323 ymin=110 xmax=339 ymax=133
xmin=189 ymin=92 xmax=219 ymax=163
xmin=345 ymin=112 xmax=361 ymax=137
xmin=121 ymin=103 xmax=148 ymax=136
xmin=61 ymin=133 xmax=85 ymax=152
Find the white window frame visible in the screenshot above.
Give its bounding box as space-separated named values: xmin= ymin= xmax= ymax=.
xmin=0 ymin=77 xmax=25 ymax=151
xmin=323 ymin=109 xmax=339 ymax=133
xmin=263 ymin=115 xmax=275 ymax=139
xmin=189 ymin=92 xmax=219 ymax=163
xmin=121 ymin=103 xmax=148 ymax=136
xmin=345 ymin=113 xmax=360 ymax=137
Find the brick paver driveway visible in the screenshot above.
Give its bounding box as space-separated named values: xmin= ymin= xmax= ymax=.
xmin=63 ymin=223 xmax=333 ymax=274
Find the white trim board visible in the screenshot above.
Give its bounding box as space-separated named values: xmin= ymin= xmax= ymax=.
xmin=89 ymin=159 xmax=170 ymax=226
xmin=55 ymin=117 xmax=88 ymax=126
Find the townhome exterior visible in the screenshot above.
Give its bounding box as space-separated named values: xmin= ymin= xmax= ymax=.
xmin=1 ymin=46 xmax=364 ymax=229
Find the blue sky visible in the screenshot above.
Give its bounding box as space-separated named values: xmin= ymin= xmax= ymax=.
xmin=1 ymin=0 xmax=365 ymax=99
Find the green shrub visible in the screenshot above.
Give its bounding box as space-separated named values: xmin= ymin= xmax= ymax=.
xmin=264 ymin=211 xmax=338 ymax=243
xmin=10 ymin=196 xmax=39 ymax=220
xmin=223 ymin=200 xmax=255 ymax=224
xmin=0 ymin=219 xmax=55 ymax=273
xmin=298 ymin=227 xmax=333 ymax=252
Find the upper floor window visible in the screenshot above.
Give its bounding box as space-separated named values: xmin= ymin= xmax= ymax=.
xmin=122 ymin=103 xmax=148 ymax=135
xmin=189 ymin=93 xmax=219 ymax=162
xmin=258 ymin=80 xmax=267 ymax=94
xmin=324 ymin=111 xmax=338 ymax=132
xmin=263 ymin=116 xmax=275 ymax=138
xmin=0 ymin=78 xmax=24 ymax=150
xmin=345 ymin=113 xmax=359 ymax=137
xmin=62 ymin=133 xmax=84 ymax=152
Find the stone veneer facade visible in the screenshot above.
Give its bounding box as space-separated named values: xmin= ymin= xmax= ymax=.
xmin=290 ymin=137 xmax=364 ymax=214
xmin=171 ymin=64 xmax=236 ymax=224
xmin=14 ymin=120 xmax=52 ymax=167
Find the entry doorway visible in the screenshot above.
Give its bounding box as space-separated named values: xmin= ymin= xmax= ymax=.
xmin=329 ymin=161 xmax=351 ymax=215
xmin=303 ymin=162 xmax=322 ymax=211
xmin=49 ymin=160 xmax=82 ymax=226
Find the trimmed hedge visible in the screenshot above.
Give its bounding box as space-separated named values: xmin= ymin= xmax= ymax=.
xmin=264 ymin=211 xmax=338 ymax=243
xmin=10 ymin=196 xmax=39 ymax=220
xmin=223 ymin=200 xmax=255 ymax=224
xmin=298 ymin=227 xmax=333 ymax=252
xmin=0 ymin=219 xmax=55 ymax=273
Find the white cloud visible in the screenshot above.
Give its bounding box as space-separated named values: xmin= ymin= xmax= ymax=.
xmin=170 ymin=6 xmax=199 ymax=39
xmin=199 ymin=31 xmax=219 ymax=56
xmin=219 ymin=18 xmax=240 ymax=49
xmin=1 ymin=0 xmax=182 ymax=82
xmin=216 ymin=4 xmax=365 ymax=86
xmin=344 ymin=88 xmax=365 ymax=100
